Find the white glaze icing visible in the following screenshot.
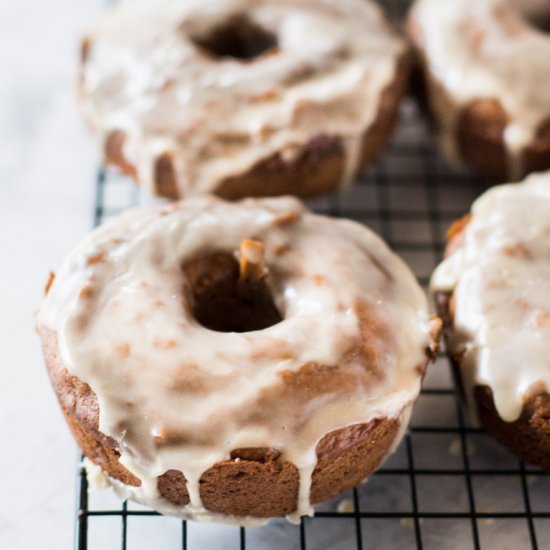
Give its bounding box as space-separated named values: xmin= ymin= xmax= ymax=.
xmin=431 ymin=171 xmax=550 ymax=422
xmin=82 ymin=457 xmax=110 ymax=491
xmin=80 ymin=0 xmax=405 ymax=196
xmin=410 ymin=0 xmax=550 ymax=179
xmin=337 ymin=497 xmax=355 ymax=514
xmin=38 ymin=196 xmax=432 ymax=522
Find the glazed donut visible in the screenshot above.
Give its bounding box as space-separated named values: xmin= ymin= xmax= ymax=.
xmin=79 ymin=0 xmax=410 ymax=200
xmin=38 ymin=196 xmax=437 ymax=522
xmin=409 ymin=0 xmax=550 ymax=180
xmin=432 ymin=171 xmax=550 ymax=470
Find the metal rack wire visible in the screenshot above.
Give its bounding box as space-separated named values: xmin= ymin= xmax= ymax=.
xmin=75 ymin=97 xmax=550 ymax=550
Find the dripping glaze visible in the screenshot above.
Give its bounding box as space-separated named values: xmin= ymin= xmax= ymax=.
xmin=38 ymin=196 xmax=433 ymax=523
xmin=431 ymin=171 xmax=550 ymax=423
xmin=410 ymin=0 xmax=550 ymax=179
xmin=80 ymin=0 xmax=406 ymax=196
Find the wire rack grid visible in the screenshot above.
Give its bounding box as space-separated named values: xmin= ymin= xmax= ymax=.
xmin=75 ymin=97 xmax=550 ymax=550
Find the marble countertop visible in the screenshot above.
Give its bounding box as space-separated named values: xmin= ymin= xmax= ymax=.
xmin=1 ymin=1 xmax=103 ymax=548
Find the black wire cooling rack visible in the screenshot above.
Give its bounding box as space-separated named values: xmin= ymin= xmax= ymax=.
xmin=76 ymin=98 xmax=550 ymax=550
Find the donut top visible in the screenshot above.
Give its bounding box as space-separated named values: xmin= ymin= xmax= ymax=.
xmin=38 ymin=196 xmax=433 ymax=523
xmin=431 ymin=171 xmax=550 ymax=422
xmin=81 ymin=0 xmax=405 ymax=196
xmin=410 ymin=0 xmax=550 ymax=178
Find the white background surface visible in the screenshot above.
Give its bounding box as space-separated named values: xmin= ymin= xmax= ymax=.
xmin=1 ymin=1 xmax=103 ymax=548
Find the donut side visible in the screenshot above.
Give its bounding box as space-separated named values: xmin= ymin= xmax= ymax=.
xmin=408 ymin=7 xmax=550 ymax=180
xmin=99 ymin=55 xmax=411 ymax=200
xmin=42 ymin=328 xmax=405 ymax=517
xmin=456 ymin=101 xmax=550 ymax=181
xmin=436 ymin=222 xmax=550 ymax=470
xmin=416 ymin=71 xmax=550 ymax=180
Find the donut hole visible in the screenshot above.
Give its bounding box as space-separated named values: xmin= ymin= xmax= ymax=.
xmin=182 ymin=252 xmax=283 ymax=333
xmin=191 ymin=15 xmax=278 ymax=61
xmin=527 ymin=14 xmax=550 ymax=33
xmin=509 ymin=0 xmax=550 ymax=33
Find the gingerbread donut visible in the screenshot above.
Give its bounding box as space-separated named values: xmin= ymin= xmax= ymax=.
xmin=432 ymin=171 xmax=550 ymax=470
xmin=38 ymin=196 xmax=438 ymax=522
xmin=79 ymin=0 xmax=410 ymax=199
xmin=409 ymin=0 xmax=550 ymax=180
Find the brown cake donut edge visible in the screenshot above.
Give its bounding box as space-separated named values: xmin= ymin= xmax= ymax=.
xmin=41 ymin=328 xmax=409 ymax=517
